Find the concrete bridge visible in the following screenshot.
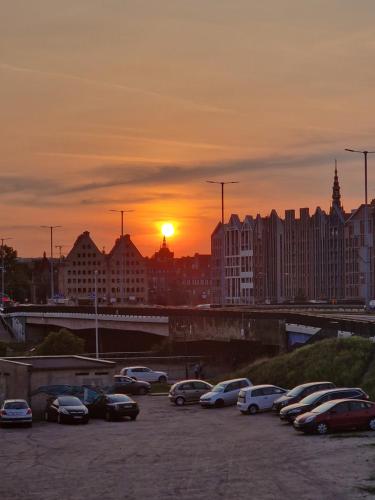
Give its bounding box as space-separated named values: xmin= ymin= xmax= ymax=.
xmin=3 ymin=304 xmax=375 ymax=349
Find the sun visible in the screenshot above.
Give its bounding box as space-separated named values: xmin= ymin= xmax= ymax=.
xmin=161 ymin=223 xmax=175 ymax=238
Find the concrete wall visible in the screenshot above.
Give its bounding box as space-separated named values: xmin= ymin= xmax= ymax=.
xmin=0 ymin=359 xmax=30 ymax=403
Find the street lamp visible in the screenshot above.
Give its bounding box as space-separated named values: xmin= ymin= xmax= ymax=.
xmin=40 ymin=225 xmax=62 ymax=300
xmin=0 ymin=237 xmax=12 ymax=305
xmin=345 ymin=148 xmax=375 ymax=308
xmin=94 ymin=270 xmax=99 ymax=359
xmin=206 ymin=180 xmax=239 ymax=224
xmin=109 ymin=209 xmax=134 ymax=238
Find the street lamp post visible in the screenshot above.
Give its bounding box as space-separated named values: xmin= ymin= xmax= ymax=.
xmin=94 ymin=270 xmax=99 ymax=359
xmin=345 ymin=148 xmax=375 ymax=308
xmin=0 ymin=237 xmax=12 ymax=305
xmin=109 ymin=209 xmax=134 ymax=238
xmin=206 ymin=180 xmax=239 ymax=224
xmin=40 ymin=226 xmax=62 ymax=300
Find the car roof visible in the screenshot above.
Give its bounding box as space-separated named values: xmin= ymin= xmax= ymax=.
xmin=304 ymin=387 xmax=362 ymax=398
xmin=246 ymin=384 xmax=280 ymax=390
xmin=124 ymin=366 xmax=147 ymax=370
xmin=175 ymin=379 xmax=211 ymax=384
xmin=296 ymin=381 xmax=333 ymax=388
xmin=218 ymin=378 xmax=249 ymax=385
xmin=3 ymin=399 xmax=28 ymax=403
xmin=325 ymin=398 xmax=372 ymax=405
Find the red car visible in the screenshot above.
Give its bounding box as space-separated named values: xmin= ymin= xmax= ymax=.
xmin=293 ymin=399 xmax=375 ymax=435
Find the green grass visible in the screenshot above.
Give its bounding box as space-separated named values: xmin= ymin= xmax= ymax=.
xmin=232 ymin=337 xmax=375 ymax=398
xmin=150 ymin=382 xmax=171 ymax=394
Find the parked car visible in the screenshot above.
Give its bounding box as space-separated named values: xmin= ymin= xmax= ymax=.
xmin=272 ymin=381 xmax=335 ymax=413
xmin=107 ymin=376 xmax=151 ymax=395
xmin=200 ymin=378 xmax=252 ymax=408
xmin=237 ymin=385 xmax=287 ymax=414
xmin=169 ymin=380 xmax=213 ymax=406
xmin=0 ymin=399 xmax=32 ymax=427
xmin=280 ymin=387 xmax=369 ymax=422
xmin=45 ymin=396 xmax=89 ymax=424
xmin=120 ymin=366 xmax=168 ymax=383
xmin=293 ymin=399 xmax=375 ymax=434
xmin=87 ymin=394 xmax=139 ymax=421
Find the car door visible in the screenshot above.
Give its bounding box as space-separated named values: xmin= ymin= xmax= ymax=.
xmin=224 ymin=382 xmax=240 ymax=405
xmin=193 ymin=381 xmax=212 ymax=401
xmin=178 ymin=382 xmax=195 ymax=402
xmin=251 ymin=388 xmax=265 ymax=409
xmin=141 ymin=368 xmax=154 ymax=382
xmin=261 ymin=387 xmax=281 ymax=410
xmin=348 ymin=400 xmax=370 ymax=428
xmin=326 ymin=401 xmax=351 ymax=430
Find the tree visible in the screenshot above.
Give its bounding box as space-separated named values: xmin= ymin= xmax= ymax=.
xmin=35 ymin=329 xmax=85 ymax=355
xmin=0 ymin=244 xmax=31 ymax=302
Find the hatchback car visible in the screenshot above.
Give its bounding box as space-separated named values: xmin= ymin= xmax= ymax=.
xmin=272 ymin=381 xmax=335 ymax=413
xmin=169 ymin=380 xmax=213 ymax=406
xmin=45 ymin=396 xmax=89 ymax=424
xmin=120 ymin=366 xmax=168 ymax=383
xmin=280 ymin=387 xmax=369 ymax=422
xmin=293 ymin=399 xmax=375 ymax=434
xmin=107 ymin=376 xmax=151 ymax=395
xmin=200 ymin=378 xmax=252 ymax=408
xmin=87 ymin=394 xmax=139 ymax=421
xmin=0 ymin=399 xmax=32 ymax=427
xmin=237 ymin=385 xmax=287 ymax=414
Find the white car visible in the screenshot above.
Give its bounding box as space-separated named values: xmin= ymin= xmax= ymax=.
xmin=200 ymin=378 xmax=252 ymax=408
xmin=0 ymin=399 xmax=33 ymax=427
xmin=237 ymin=384 xmax=287 ymax=414
xmin=120 ymin=366 xmax=168 ymax=383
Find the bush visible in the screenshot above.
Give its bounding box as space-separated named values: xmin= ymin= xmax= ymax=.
xmin=234 ymin=337 xmax=375 ymax=391
xmin=34 ymin=329 xmax=85 ymax=356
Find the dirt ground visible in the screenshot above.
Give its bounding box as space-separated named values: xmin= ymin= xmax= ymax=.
xmin=2 ymin=396 xmax=375 ymax=500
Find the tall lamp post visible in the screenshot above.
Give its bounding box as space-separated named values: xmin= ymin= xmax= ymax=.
xmin=94 ymin=270 xmax=99 ymax=359
xmin=0 ymin=237 xmax=12 ymax=305
xmin=40 ymin=225 xmax=62 ymax=300
xmin=345 ymin=148 xmax=375 ymax=308
xmin=206 ymin=180 xmax=239 ymax=224
xmin=109 ymin=209 xmax=134 ymax=238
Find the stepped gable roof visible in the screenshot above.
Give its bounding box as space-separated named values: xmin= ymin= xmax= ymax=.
xmin=65 ymin=231 xmax=102 ymax=260
xmin=107 ymin=234 xmax=144 ymax=260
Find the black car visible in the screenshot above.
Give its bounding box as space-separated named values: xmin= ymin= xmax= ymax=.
xmin=45 ymin=396 xmax=89 ymax=424
xmin=106 ymin=376 xmax=151 ymax=396
xmin=272 ymin=382 xmax=335 ymax=413
xmin=87 ymin=394 xmax=139 ymax=421
xmin=280 ymin=387 xmax=369 ymax=422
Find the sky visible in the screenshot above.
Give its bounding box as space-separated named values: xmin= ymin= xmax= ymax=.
xmin=1 ymin=0 xmax=375 ymax=258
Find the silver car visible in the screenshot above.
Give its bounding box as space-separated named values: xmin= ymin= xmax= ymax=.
xmin=0 ymin=399 xmax=33 ymax=427
xmin=169 ymin=380 xmax=213 ymax=405
xmin=200 ymin=378 xmax=252 ymax=408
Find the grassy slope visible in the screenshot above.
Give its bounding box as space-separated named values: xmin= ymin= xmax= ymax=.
xmin=234 ymin=337 xmax=375 ymax=399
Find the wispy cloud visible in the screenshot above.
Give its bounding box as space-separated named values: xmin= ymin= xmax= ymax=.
xmin=0 ymin=62 xmax=236 ymax=115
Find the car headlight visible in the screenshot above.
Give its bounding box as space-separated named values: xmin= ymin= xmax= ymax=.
xmin=60 ymin=408 xmax=69 ymax=415
xmin=83 ymin=407 xmax=88 ymax=414
xmin=304 ymin=415 xmax=316 ymax=423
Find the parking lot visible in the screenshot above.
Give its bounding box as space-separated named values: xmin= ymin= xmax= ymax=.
xmin=2 ymin=395 xmax=375 ymax=500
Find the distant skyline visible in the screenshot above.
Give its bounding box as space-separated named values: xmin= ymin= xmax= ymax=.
xmin=1 ymin=1 xmax=375 ymax=257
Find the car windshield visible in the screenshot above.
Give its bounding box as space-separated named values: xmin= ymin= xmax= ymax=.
xmin=212 ymin=384 xmax=225 ymax=393
xmin=286 ymin=385 xmax=306 ymax=397
xmin=58 ymin=396 xmax=82 ymax=406
xmin=311 ymin=401 xmax=338 ymax=414
xmin=107 ymin=395 xmax=131 ymax=403
xmin=300 ymin=392 xmax=325 ymax=405
xmin=4 ymin=401 xmax=28 ymax=409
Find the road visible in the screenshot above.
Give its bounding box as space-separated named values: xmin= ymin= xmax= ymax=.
xmin=2 ymin=396 xmax=375 ymax=499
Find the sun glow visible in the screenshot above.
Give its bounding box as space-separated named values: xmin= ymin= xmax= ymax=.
xmin=161 ymin=223 xmax=175 ymax=238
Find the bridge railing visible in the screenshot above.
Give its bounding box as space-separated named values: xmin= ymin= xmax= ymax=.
xmin=4 ymin=311 xmax=169 ymax=323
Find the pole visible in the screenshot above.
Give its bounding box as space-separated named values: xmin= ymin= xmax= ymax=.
xmin=94 ymin=270 xmax=99 ymax=359
xmin=221 ymin=182 xmax=224 ymax=224
xmin=50 ymin=227 xmax=54 ymax=300
xmin=0 ymin=238 xmax=12 ymax=305
xmin=364 ymin=152 xmax=370 ymax=307
xmin=121 ymin=211 xmax=124 ymax=238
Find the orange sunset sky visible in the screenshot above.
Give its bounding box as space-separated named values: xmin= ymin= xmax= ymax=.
xmin=1 ymin=1 xmax=375 ymax=258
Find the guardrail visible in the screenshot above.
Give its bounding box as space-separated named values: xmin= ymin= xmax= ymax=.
xmin=4 ymin=311 xmax=168 ymax=323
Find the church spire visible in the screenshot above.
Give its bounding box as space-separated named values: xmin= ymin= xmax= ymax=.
xmin=332 ymin=159 xmax=342 ymax=209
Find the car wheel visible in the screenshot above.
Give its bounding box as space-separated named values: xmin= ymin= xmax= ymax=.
xmin=316 ymin=422 xmax=329 ymax=435
xmin=369 ymin=418 xmax=375 ymax=431
xmin=105 ymin=411 xmax=111 ymax=422
xmin=175 ymin=397 xmax=185 ymax=406
xmin=158 ymin=376 xmax=167 ymax=383
xmin=138 ymin=387 xmax=147 ymax=395
xmin=248 ymin=405 xmax=258 ymax=415
xmin=215 ymin=399 xmax=225 ymax=408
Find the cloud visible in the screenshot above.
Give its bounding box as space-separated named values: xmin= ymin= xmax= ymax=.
xmin=0 ymin=62 xmax=235 ymax=115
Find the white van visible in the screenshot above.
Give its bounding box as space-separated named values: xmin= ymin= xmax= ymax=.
xmin=237 ymin=384 xmax=287 ymax=414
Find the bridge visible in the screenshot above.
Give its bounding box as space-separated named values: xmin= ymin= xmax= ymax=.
xmin=2 ymin=304 xmax=375 ymax=346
